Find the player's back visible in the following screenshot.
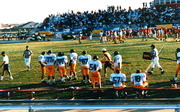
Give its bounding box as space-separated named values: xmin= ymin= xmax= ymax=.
xmin=131 ymin=73 xmax=146 ymax=86
xmin=78 ymin=55 xmax=91 ymax=66
xmin=114 ymin=55 xmax=122 ymax=62
xmin=56 ymin=56 xmax=68 ymax=66
xmin=110 ymin=73 xmax=126 ymax=87
xmin=88 ymin=60 xmax=102 ymax=72
xmin=70 ymin=53 xmax=78 ymax=63
xmin=44 ymin=54 xmax=56 ymax=65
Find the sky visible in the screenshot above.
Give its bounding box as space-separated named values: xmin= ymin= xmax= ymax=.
xmin=0 ymin=0 xmax=153 ymax=24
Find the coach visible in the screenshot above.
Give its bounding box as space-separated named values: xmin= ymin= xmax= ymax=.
xmin=148 ymin=44 xmax=165 ymax=74
xmin=23 ymin=46 xmax=33 ymax=70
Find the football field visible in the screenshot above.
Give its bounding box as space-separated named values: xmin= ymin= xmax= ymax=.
xmin=0 ymin=38 xmax=179 ymax=99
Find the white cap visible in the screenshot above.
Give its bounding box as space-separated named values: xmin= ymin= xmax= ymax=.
xmin=101 ymin=48 xmax=107 ymax=52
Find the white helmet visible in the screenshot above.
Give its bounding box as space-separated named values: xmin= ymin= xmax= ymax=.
xmin=101 ymin=48 xmax=107 ymax=52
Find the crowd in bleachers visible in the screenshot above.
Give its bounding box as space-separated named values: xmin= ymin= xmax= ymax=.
xmin=37 ymin=4 xmax=180 ymax=32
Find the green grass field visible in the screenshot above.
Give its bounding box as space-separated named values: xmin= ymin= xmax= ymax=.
xmin=0 ymin=38 xmax=179 ymax=99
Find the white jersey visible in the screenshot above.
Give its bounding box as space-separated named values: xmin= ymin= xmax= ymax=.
xmin=78 ymin=55 xmax=91 ymax=66
xmin=56 ymin=56 xmax=68 ymax=66
xmin=110 ymin=73 xmax=126 ymax=87
xmin=38 ymin=55 xmax=46 ymax=66
xmin=70 ymin=53 xmax=78 ymax=64
xmin=100 ymin=32 xmax=103 ymax=36
xmin=114 ymin=31 xmax=118 ymax=37
xmin=44 ymin=54 xmax=56 ymax=66
xmin=150 ymin=48 xmax=159 ymax=59
xmin=177 ymin=52 xmax=180 ymax=64
xmin=119 ymin=30 xmax=123 ymax=36
xmin=131 ymin=73 xmax=146 ymax=86
xmin=3 ymin=55 xmax=9 ymax=64
xmin=114 ymin=55 xmax=122 ymax=67
xmin=88 ymin=60 xmax=102 ymax=72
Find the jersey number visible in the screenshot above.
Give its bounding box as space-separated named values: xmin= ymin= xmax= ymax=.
xmin=135 ymin=76 xmax=141 ymax=82
xmin=46 ymin=57 xmax=53 ymax=63
xmin=113 ymin=77 xmax=121 ymax=84
xmin=57 ymin=59 xmax=64 ymax=65
xmin=82 ymin=59 xmax=88 ymax=64
xmin=89 ymin=64 xmax=97 ymax=71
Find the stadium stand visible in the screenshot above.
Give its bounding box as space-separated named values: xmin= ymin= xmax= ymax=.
xmin=36 ymin=4 xmax=179 ymax=33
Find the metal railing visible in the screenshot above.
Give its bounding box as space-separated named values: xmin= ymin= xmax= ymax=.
xmin=0 ymin=105 xmax=179 ymax=112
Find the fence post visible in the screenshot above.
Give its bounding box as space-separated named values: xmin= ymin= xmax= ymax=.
xmin=175 ymin=105 xmax=180 ymax=112
xmin=29 ymin=106 xmax=34 ymax=112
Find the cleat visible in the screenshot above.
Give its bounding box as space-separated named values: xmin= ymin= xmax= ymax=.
xmin=73 ymin=76 xmax=78 ymax=80
xmin=68 ymin=76 xmax=72 ymax=81
xmin=103 ymin=74 xmax=108 ymax=78
xmin=148 ymin=71 xmax=153 ymax=74
xmin=87 ymin=80 xmax=91 ymax=84
xmin=61 ymin=77 xmax=65 ymax=83
xmin=81 ymin=80 xmax=86 ymax=84
xmin=52 ymin=82 xmax=56 ymax=85
xmin=161 ymin=71 xmax=165 ymax=74
xmin=170 ymin=79 xmax=176 ymax=84
xmin=41 ymin=80 xmax=46 ymax=84
xmin=9 ymin=76 xmax=13 ymax=80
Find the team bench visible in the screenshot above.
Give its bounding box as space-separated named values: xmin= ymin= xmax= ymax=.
xmin=0 ymin=87 xmax=179 ymax=100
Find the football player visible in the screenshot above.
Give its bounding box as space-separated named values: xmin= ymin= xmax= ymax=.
xmin=56 ymin=52 xmax=69 ymax=83
xmin=113 ymin=51 xmax=122 ymax=71
xmin=69 ymin=49 xmax=78 ymax=80
xmin=78 ymin=51 xmax=92 ymax=83
xmin=88 ymin=55 xmax=102 ymax=88
xmin=44 ymin=50 xmax=56 ymax=85
xmin=110 ymin=70 xmax=126 ymax=98
xmin=38 ymin=51 xmax=46 ymax=83
xmin=131 ymin=70 xmax=148 ymax=98
xmin=171 ymin=48 xmax=180 ymax=83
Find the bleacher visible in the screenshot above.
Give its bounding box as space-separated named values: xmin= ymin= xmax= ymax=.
xmin=35 ymin=5 xmax=179 ymax=33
